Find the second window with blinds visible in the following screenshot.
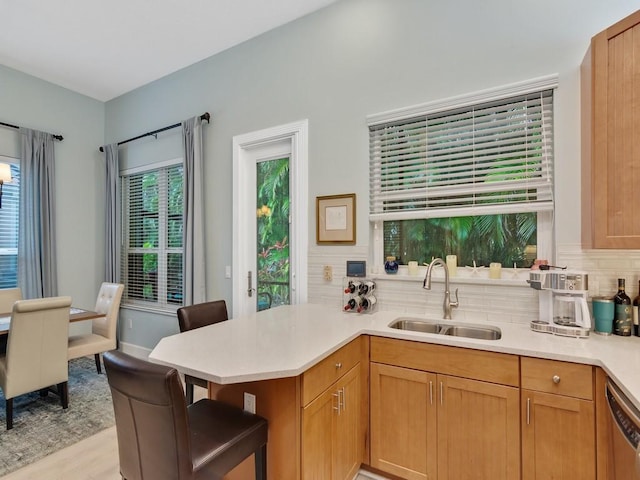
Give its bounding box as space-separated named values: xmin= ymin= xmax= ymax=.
xmin=368 ymin=77 xmax=557 ymax=270
xmin=121 ymin=160 xmax=184 ymax=311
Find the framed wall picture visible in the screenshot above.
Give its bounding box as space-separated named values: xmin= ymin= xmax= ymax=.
xmin=316 ymin=193 xmax=356 ymax=244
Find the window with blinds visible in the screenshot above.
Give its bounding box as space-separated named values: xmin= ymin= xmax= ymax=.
xmin=0 ymin=162 xmax=19 ymax=289
xmin=368 ymin=80 xmax=556 ymax=268
xmin=369 ymin=90 xmax=554 ymax=221
xmin=121 ymin=163 xmax=183 ymax=310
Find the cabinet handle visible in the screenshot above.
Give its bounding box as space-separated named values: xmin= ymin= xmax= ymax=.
xmin=335 ymin=362 xmax=342 ymax=369
xmin=332 ymin=391 xmax=341 ymax=414
xmin=440 ymin=381 xmax=443 ymax=406
xmin=341 ymin=387 xmax=346 ymax=412
xmin=526 ymin=398 xmax=531 ymax=425
xmin=429 ymin=381 xmax=433 ymax=405
xmin=552 ymin=375 xmax=561 ymax=384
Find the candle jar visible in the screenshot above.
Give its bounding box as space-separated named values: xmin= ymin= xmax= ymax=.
xmin=446 ymin=255 xmax=457 ymax=277
xmin=489 ymin=262 xmax=502 ymax=279
xmin=384 ymin=256 xmax=399 ymax=274
xmin=407 ymin=261 xmax=418 ymax=275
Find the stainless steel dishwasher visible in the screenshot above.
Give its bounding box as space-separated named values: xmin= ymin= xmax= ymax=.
xmin=606 ymin=379 xmax=640 ymax=479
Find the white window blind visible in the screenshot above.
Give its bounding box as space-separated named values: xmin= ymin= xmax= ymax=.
xmin=0 ymin=162 xmax=19 ymax=289
xmin=121 ymin=164 xmax=183 ymax=310
xmin=369 ymin=90 xmax=554 ymax=221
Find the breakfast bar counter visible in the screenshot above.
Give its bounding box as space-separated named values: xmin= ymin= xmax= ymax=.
xmin=149 ymin=302 xmax=640 ymax=409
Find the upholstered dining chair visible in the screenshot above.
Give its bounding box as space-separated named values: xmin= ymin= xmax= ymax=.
xmin=0 ymin=296 xmax=73 ymax=430
xmin=68 ymin=282 xmax=124 ymax=373
xmin=0 ymin=287 xmax=22 ymax=312
xmin=0 ymin=287 xmax=22 ymax=355
xmin=104 ymin=351 xmax=268 ymax=480
xmin=177 ymin=300 xmax=228 ymax=404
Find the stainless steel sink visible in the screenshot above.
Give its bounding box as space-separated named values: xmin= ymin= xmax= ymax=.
xmin=388 ymin=318 xmax=501 ymax=340
xmin=439 ymin=325 xmax=502 ymax=340
xmin=389 ymin=318 xmax=442 ymax=334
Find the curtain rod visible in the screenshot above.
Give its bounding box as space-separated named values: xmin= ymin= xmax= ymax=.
xmin=0 ymin=121 xmax=64 ymax=141
xmin=99 ymin=112 xmax=210 ymax=152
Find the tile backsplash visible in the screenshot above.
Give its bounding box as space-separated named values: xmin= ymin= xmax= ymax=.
xmin=307 ymin=243 xmax=640 ymax=326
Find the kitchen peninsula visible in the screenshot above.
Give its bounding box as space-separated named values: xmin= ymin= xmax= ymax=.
xmin=149 ymin=303 xmax=640 ymax=479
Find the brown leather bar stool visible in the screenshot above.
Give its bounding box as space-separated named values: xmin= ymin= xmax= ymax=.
xmin=104 ymin=351 xmax=268 ymax=480
xmin=177 ymin=300 xmax=228 ymax=404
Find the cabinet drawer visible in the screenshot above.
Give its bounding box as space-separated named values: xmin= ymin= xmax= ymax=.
xmin=302 ymin=337 xmax=363 ymax=406
xmin=521 ymin=357 xmax=593 ymax=400
xmin=371 ymin=336 xmax=519 ymax=387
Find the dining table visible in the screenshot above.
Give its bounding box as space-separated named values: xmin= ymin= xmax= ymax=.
xmin=0 ymin=307 xmax=103 ymax=336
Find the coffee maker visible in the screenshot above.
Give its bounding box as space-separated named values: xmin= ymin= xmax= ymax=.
xmin=528 ymin=270 xmax=591 ymax=338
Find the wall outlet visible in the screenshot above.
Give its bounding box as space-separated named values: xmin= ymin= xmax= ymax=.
xmin=243 ymin=392 xmax=256 ymax=414
xmin=323 ymin=265 xmax=333 ymax=281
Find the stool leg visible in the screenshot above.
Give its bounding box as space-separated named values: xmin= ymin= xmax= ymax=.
xmin=255 ymin=443 xmax=267 ymax=480
xmin=185 ymin=382 xmax=194 ymax=405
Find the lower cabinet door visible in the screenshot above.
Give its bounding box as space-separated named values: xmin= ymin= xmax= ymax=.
xmin=302 ymin=385 xmax=335 ymax=479
xmin=437 ymin=375 xmax=521 ymax=480
xmin=302 ymin=364 xmax=362 ymax=480
xmin=370 ymin=362 xmax=437 ymax=480
xmin=333 ymin=365 xmax=362 ymax=480
xmin=522 ymin=389 xmax=595 ymax=480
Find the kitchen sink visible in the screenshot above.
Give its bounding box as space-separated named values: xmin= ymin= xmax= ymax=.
xmin=389 ymin=318 xmax=442 ymax=334
xmin=439 ymin=325 xmax=502 ymax=340
xmin=389 ymin=318 xmax=501 ymax=340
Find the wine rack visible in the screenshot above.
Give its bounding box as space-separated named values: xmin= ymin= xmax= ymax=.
xmin=342 ymin=277 xmax=377 ymax=314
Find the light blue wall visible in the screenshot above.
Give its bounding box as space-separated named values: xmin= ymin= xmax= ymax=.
xmin=3 ymin=0 xmax=638 ymax=350
xmin=106 ymin=0 xmax=639 ymax=350
xmin=0 ymin=64 xmax=105 ymax=334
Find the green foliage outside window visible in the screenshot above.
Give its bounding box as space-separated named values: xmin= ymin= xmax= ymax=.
xmin=384 ymin=213 xmax=537 ymax=268
xmin=256 ymin=158 xmax=290 ymax=308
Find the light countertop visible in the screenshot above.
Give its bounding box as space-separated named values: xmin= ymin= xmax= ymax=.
xmin=149 ymin=303 xmax=640 ymax=409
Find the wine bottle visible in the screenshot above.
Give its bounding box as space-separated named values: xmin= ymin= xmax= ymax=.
xmin=343 ymin=296 xmax=362 ymax=311
xmin=358 ymin=281 xmax=375 ymax=296
xmin=633 ymin=280 xmax=640 ymax=337
xmin=357 ymin=295 xmax=377 ymax=313
xmin=613 ymin=278 xmax=632 ymax=336
xmin=344 ymin=281 xmax=355 ymax=294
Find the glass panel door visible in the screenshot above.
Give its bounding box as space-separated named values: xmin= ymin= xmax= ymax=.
xmin=256 ymin=157 xmax=290 ymax=311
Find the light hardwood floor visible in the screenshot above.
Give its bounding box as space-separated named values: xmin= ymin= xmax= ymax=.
xmin=0 ymin=384 xmax=385 ymax=480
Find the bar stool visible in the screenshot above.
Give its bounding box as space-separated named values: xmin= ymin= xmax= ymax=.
xmin=104 ymin=351 xmax=268 ymax=480
xmin=177 ymin=300 xmax=228 ymax=404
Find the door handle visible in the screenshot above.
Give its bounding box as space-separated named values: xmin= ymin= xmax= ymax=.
xmin=247 ymin=271 xmax=255 ymax=297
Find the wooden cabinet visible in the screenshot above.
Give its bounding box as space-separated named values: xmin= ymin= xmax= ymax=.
xmin=370 ymin=362 xmax=437 ymax=480
xmin=370 ymin=337 xmax=520 ymax=480
xmin=521 ymin=357 xmax=595 ymax=480
xmin=301 ymin=339 xmax=365 ymax=480
xmin=438 ymin=375 xmax=520 ymax=480
xmin=581 ymin=9 xmax=640 ymax=248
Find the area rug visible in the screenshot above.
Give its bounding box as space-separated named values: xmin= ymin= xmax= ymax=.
xmin=0 ymin=356 xmax=115 ymax=476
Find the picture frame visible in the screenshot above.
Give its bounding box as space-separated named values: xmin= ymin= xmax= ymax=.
xmin=316 ymin=193 xmax=356 ymax=244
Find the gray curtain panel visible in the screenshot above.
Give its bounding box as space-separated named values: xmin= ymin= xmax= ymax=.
xmin=182 ymin=116 xmax=206 ymax=305
xmin=18 ymin=128 xmax=58 ymax=299
xmin=103 ymin=144 xmax=121 ymax=283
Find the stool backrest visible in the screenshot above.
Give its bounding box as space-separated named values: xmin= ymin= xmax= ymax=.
xmin=103 ymin=351 xmax=192 ymax=480
xmin=177 ymin=300 xmax=228 ymax=333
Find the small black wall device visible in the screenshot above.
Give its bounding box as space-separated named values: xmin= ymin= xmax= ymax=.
xmin=346 ymin=260 xmax=366 ymax=277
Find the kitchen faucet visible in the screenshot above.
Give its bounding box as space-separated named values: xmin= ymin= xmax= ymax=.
xmin=423 ymin=257 xmax=459 ymax=320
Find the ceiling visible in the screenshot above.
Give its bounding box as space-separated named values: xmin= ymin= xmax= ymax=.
xmin=0 ymin=0 xmax=339 ymax=102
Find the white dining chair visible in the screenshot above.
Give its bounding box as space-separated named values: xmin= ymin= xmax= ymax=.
xmin=0 ymin=296 xmax=73 ymax=429
xmin=67 ymin=282 xmax=124 ymax=373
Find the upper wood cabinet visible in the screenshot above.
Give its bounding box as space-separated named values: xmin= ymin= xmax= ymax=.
xmin=582 ymin=9 xmax=640 ymax=248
